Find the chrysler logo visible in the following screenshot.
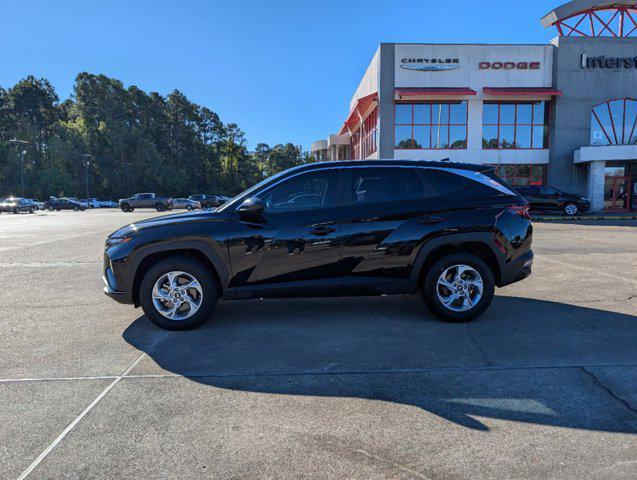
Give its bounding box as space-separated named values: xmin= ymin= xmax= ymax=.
xmin=400 ymin=58 xmax=460 ymax=71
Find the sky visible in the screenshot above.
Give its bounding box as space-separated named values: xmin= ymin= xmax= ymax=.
xmin=0 ymin=0 xmax=562 ymax=150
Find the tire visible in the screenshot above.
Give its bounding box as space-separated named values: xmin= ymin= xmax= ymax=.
xmin=186 ymin=205 xmax=193 ymax=211
xmin=121 ymin=203 xmax=131 ymax=212
xmin=564 ymin=202 xmax=579 ymax=216
xmin=12 ymin=208 xmax=18 ymax=214
xmin=139 ymin=256 xmax=218 ymax=330
xmin=48 ymin=206 xmax=54 ymax=211
xmin=422 ymin=253 xmax=495 ymax=323
xmin=55 ymin=206 xmax=61 ymax=211
xmin=29 ymin=207 xmax=35 ymax=214
xmin=155 ymin=203 xmax=165 ymax=212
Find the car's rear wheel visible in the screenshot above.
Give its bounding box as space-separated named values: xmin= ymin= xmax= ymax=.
xmin=155 ymin=203 xmax=166 ymax=212
xmin=564 ymin=203 xmax=579 ymax=216
xmin=29 ymin=206 xmax=35 ymax=214
xmin=121 ymin=203 xmax=131 ymax=212
xmin=422 ymin=253 xmax=495 ymax=323
xmin=139 ymin=257 xmax=218 ymax=330
xmin=73 ymin=206 xmax=79 ymax=211
xmin=186 ymin=205 xmax=193 ymax=211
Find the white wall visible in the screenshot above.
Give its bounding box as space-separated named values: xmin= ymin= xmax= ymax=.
xmin=350 ymin=47 xmax=380 ymax=111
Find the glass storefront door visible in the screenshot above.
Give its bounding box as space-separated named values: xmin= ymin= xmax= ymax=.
xmin=604 ymin=164 xmax=633 ymax=212
xmin=604 ymin=176 xmax=630 ymax=211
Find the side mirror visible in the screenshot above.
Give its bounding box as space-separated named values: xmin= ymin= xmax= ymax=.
xmin=237 ymin=197 xmax=264 ymax=216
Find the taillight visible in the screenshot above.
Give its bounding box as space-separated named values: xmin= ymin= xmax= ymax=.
xmin=509 ymin=205 xmax=530 ymax=219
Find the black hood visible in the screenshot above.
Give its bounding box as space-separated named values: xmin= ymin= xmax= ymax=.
xmin=109 ymin=210 xmax=228 ymax=238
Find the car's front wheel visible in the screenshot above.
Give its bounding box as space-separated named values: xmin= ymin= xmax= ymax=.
xmin=139 ymin=257 xmax=218 ymax=330
xmin=155 ymin=203 xmax=165 ymax=212
xmin=121 ymin=203 xmax=131 ymax=212
xmin=564 ymin=202 xmax=579 ymax=216
xmin=422 ymin=253 xmax=495 ymax=323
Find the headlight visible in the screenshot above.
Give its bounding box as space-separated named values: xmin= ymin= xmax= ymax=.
xmin=105 ymin=236 xmax=132 ymax=247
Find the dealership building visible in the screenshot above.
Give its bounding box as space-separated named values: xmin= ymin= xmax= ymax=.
xmin=311 ymin=0 xmax=637 ymax=211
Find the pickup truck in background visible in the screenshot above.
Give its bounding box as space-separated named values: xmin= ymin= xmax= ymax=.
xmin=119 ymin=193 xmax=173 ymax=212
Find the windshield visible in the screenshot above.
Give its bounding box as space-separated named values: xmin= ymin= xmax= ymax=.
xmin=217 ymin=168 xmax=297 ymax=212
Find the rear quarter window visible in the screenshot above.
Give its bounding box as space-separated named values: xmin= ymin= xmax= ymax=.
xmin=418 ymin=169 xmax=503 ymax=200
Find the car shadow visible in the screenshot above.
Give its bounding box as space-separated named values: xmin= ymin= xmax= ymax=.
xmin=123 ymin=295 xmax=637 ymax=433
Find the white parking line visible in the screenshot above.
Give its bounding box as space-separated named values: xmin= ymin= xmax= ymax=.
xmin=16 ymin=331 xmax=166 ymax=480
xmin=541 ymin=257 xmax=637 ymax=284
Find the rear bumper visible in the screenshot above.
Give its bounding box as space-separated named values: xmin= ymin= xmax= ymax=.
xmin=498 ymin=250 xmax=533 ymax=287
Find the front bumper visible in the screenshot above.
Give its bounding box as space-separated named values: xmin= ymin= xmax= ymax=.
xmin=103 ymin=252 xmax=134 ymax=304
xmin=498 ymin=250 xmax=533 ymax=287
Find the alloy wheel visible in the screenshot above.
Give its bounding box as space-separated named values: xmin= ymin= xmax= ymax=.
xmin=436 ymin=264 xmax=483 ymax=312
xmin=565 ymin=204 xmax=578 ymax=215
xmin=152 ymin=271 xmax=204 ymax=321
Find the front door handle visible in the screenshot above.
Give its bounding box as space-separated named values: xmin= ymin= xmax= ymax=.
xmin=309 ymin=226 xmax=337 ymax=236
xmin=419 ymin=216 xmax=443 ymax=225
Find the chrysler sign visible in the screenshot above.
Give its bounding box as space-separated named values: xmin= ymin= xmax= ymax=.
xmin=400 ymin=58 xmax=460 ymax=71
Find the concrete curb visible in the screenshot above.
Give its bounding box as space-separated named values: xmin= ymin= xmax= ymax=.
xmin=532 ymin=215 xmax=637 ymax=221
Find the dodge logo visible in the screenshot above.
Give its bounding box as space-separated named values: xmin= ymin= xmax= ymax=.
xmin=479 ymin=62 xmax=540 ymax=70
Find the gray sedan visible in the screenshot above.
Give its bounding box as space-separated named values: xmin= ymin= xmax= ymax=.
xmin=172 ymin=198 xmax=201 ymax=210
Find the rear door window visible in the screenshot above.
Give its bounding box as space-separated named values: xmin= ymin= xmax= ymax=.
xmin=349 ymin=168 xmax=423 ymax=205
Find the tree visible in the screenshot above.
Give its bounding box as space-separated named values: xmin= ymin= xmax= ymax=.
xmin=0 ymin=73 xmax=314 ymax=199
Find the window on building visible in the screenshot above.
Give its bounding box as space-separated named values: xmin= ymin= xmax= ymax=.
xmin=482 ymin=101 xmax=549 ymax=149
xmin=395 ymin=101 xmax=468 ymax=149
xmin=350 ymin=107 xmax=378 ymax=160
xmin=490 ymin=164 xmax=547 ymax=186
xmin=590 ymin=98 xmax=637 ymax=146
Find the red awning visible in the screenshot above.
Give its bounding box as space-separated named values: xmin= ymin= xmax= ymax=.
xmin=339 ymin=92 xmax=378 ymax=135
xmin=395 ymin=87 xmax=477 ymax=98
xmin=483 ymin=87 xmax=563 ymax=96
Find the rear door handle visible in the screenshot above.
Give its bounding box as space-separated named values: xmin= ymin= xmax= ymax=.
xmin=309 ymin=225 xmax=337 ymax=236
xmin=419 ymin=216 xmax=443 ymax=225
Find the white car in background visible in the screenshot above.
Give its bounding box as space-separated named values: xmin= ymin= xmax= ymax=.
xmin=172 ymin=198 xmax=201 ymax=210
xmin=86 ymin=198 xmax=118 ymax=208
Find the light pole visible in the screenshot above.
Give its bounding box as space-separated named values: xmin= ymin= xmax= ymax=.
xmin=77 ymin=154 xmax=94 ymax=199
xmin=8 ymin=138 xmax=29 ymax=196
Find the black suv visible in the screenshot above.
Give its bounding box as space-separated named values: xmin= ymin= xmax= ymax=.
xmin=515 ymin=185 xmax=591 ymax=216
xmin=104 ymin=160 xmax=533 ymax=330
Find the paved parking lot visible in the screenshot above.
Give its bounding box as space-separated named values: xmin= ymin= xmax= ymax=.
xmin=1 ymin=209 xmax=636 ymax=479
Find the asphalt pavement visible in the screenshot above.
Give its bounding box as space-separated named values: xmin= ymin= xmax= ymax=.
xmin=0 ymin=209 xmax=635 ymax=479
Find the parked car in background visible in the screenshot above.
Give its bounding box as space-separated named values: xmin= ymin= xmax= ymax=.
xmin=119 ymin=193 xmax=173 ymax=212
xmin=67 ymin=197 xmax=89 ymax=208
xmin=44 ymin=197 xmax=86 ymax=211
xmin=104 ymin=160 xmax=534 ymax=330
xmin=172 ymin=198 xmax=201 ymax=210
xmin=188 ymin=194 xmax=226 ymax=209
xmin=26 ymin=198 xmax=45 ymax=210
xmin=0 ymin=197 xmax=36 ymax=214
xmin=515 ymin=185 xmax=590 ymax=216
xmin=85 ymin=198 xmax=118 ymax=208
